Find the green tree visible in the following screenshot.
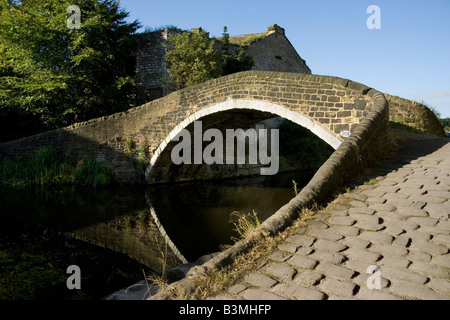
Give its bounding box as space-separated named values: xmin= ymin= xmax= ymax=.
xmin=164 ymin=27 xmax=254 ymax=91
xmin=440 ymin=118 xmax=450 ymax=132
xmin=419 ymin=101 xmax=441 ymax=118
xmin=164 ymin=29 xmax=222 ymax=91
xmin=0 ymin=0 xmax=141 ymax=142
xmin=221 ymin=26 xmax=253 ymax=76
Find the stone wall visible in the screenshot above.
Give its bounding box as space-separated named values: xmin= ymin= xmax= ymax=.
xmin=0 ymin=71 xmax=392 ymax=185
xmin=245 ymin=25 xmax=311 ymax=74
xmin=386 ymin=94 xmax=445 ymax=137
xmin=133 ymin=24 xmax=311 ymax=102
xmin=155 ymin=86 xmax=392 ymax=291
xmin=134 ymin=28 xmax=182 ymax=100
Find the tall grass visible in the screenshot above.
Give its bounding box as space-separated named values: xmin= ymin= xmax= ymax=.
xmin=229 ymin=210 xmax=261 ymax=241
xmin=0 ymin=147 xmax=113 ymax=188
xmin=292 ymin=179 xmax=299 ymax=196
xmin=73 ymin=158 xmax=112 ymax=187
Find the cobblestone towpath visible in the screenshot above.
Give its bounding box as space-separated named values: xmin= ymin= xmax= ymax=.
xmin=211 ymin=132 xmax=450 ymax=300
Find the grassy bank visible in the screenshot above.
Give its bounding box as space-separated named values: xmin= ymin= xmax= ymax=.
xmin=0 ymin=147 xmax=113 ymax=188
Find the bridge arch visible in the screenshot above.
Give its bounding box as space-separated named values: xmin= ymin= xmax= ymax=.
xmin=0 ymin=71 xmax=393 ymax=185
xmin=144 ymin=99 xmax=341 ymax=182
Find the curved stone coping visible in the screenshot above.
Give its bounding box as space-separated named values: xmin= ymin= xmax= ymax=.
xmin=150 ymin=88 xmax=391 ymax=299
xmin=4 ymin=71 xmax=370 ymax=136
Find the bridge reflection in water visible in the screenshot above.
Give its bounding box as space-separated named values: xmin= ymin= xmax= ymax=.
xmin=144 ymin=174 xmax=301 ymax=263
xmin=0 ymin=170 xmax=312 ymax=276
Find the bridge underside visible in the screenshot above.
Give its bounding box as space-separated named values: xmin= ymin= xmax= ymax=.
xmin=146 ymin=103 xmax=338 ymax=184
xmin=147 ymin=109 xmax=273 ymax=183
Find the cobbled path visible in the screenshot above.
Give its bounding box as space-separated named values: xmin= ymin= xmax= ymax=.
xmin=212 ymin=133 xmax=450 ymax=300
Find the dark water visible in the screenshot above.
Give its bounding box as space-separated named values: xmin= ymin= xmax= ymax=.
xmin=0 ymin=170 xmax=313 ymax=300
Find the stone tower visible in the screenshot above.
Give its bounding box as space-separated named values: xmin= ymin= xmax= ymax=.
xmin=134 ymin=24 xmax=311 ymax=102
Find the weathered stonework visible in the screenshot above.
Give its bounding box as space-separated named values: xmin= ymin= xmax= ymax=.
xmin=134 ymin=24 xmax=311 ymax=101
xmin=386 ymin=94 xmax=445 ymax=137
xmin=243 ymin=24 xmax=311 ymax=74
xmin=148 ymin=76 xmax=396 ymax=299
xmin=134 ymin=28 xmax=182 ymax=99
xmin=0 ymin=71 xmax=392 ymax=185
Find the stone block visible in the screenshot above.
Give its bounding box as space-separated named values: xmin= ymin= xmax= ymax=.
xmin=287 ymin=255 xmax=318 ymax=270
xmin=408 ymin=261 xmax=450 ymax=279
xmin=348 ymin=207 xmax=376 ymax=215
xmin=286 ymin=234 xmax=316 ymax=247
xmin=225 ymin=284 xmax=247 ymax=297
xmin=410 ymin=240 xmax=448 ymax=255
xmin=330 ymin=225 xmax=360 ymax=237
xmin=354 ymin=221 xmax=385 ymax=231
xmin=294 ymin=270 xmax=324 ymax=287
xmin=357 ymin=287 xmax=403 ymax=300
xmin=244 ymin=273 xmax=278 ymax=288
xmin=314 ymin=239 xmax=348 ymax=253
xmin=369 ymin=243 xmax=409 ymax=257
xmin=328 ymin=216 xmax=356 ymax=226
xmin=272 ymin=283 xmax=325 ymax=300
xmin=341 ymin=236 xmax=370 ymax=249
xmin=307 ymin=229 xmax=344 ymax=241
xmin=428 ymin=279 xmax=450 ymax=295
xmin=432 ymin=235 xmax=450 ymax=246
xmin=392 ymin=234 xmax=411 ymax=247
xmin=430 ymin=255 xmax=450 ymax=269
xmin=320 ymin=278 xmax=358 ymax=298
xmin=368 ymin=202 xmax=397 ymax=212
xmin=277 ymin=243 xmax=299 ymax=254
xmin=349 ymin=213 xmax=382 ymax=225
xmin=306 ymin=220 xmax=329 ymax=230
xmin=265 ymin=263 xmax=298 ymax=281
xmin=315 ymin=262 xmax=355 ymax=280
xmin=268 ymin=251 xmax=292 ymax=262
xmin=344 ymin=248 xmax=382 ymax=264
xmin=242 ymin=288 xmax=287 ymax=300
xmin=309 ymin=250 xmax=346 ymax=264
xmin=389 ymin=280 xmax=447 ymax=300
xmin=407 ymin=249 xmax=432 ymax=262
xmin=382 ymin=267 xmax=428 ymax=284
xmin=379 ymin=256 xmax=411 ymax=269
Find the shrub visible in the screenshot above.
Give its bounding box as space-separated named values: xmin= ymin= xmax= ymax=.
xmin=73 ymin=158 xmax=112 ymax=187
xmin=0 ymin=148 xmax=113 ymax=188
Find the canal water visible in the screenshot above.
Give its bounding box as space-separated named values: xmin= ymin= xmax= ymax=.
xmin=0 ymin=170 xmax=314 ymax=300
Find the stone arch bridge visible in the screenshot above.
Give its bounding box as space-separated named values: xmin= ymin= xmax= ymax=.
xmin=0 ymin=71 xmax=392 ymax=185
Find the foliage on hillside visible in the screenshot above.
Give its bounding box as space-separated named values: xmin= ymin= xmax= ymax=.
xmin=0 ymin=147 xmax=113 ymax=188
xmin=164 ymin=26 xmax=253 ymax=90
xmin=0 ymin=0 xmax=141 ymax=142
xmin=164 ymin=29 xmax=222 ymax=91
xmin=440 ymin=118 xmax=450 ymax=132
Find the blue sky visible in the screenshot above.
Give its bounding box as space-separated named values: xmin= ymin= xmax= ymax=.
xmin=119 ymin=0 xmax=450 ymax=118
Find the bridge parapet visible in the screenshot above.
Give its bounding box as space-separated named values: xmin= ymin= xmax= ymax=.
xmin=0 ymin=71 xmax=391 ymax=184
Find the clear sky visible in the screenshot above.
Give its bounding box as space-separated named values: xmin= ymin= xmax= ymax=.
xmin=119 ymin=0 xmax=450 ymax=118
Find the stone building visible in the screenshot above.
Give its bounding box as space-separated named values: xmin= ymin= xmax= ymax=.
xmin=134 ymin=24 xmax=311 ymax=102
